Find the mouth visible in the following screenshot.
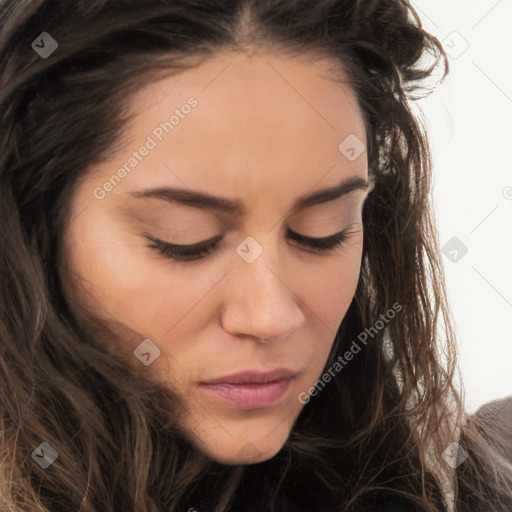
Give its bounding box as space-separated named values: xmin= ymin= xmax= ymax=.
xmin=199 ymin=368 xmax=296 ymax=409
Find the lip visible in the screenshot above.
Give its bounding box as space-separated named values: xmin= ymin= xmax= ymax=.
xmin=199 ymin=368 xmax=296 ymax=409
xmin=201 ymin=368 xmax=296 ymax=385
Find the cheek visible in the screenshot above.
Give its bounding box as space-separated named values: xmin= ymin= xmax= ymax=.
xmin=296 ymin=244 xmax=363 ymax=327
xmin=64 ymin=220 xmax=213 ymax=339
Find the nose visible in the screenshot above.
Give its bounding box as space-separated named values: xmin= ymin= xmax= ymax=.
xmin=219 ymin=249 xmax=306 ymax=342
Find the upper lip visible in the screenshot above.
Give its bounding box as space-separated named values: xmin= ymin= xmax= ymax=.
xmin=201 ymin=368 xmax=296 ymax=385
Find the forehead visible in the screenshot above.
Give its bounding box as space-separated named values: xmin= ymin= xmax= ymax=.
xmin=90 ymin=51 xmax=368 ymax=212
xmin=128 ymin=50 xmax=365 ymax=140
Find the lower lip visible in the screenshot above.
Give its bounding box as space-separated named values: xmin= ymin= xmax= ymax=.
xmin=199 ymin=379 xmax=292 ymax=409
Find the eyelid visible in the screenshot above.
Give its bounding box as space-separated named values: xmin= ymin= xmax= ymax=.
xmin=143 ymin=224 xmax=360 ymax=262
xmin=144 ymin=227 xmax=353 ymax=247
xmin=144 ymin=232 xmax=222 ymax=250
xmin=288 ymin=228 xmax=345 ymax=245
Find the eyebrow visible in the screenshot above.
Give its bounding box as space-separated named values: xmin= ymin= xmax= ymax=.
xmin=129 ymin=175 xmax=371 ymax=216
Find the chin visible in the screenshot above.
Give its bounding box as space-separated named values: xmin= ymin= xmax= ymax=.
xmin=198 ymin=435 xmax=287 ymax=466
xmin=211 ymin=446 xmax=281 ymax=466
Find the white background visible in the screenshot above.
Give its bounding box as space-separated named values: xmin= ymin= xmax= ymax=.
xmin=411 ymin=0 xmax=512 ymax=413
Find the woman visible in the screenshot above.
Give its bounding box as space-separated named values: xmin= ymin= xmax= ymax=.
xmin=0 ymin=0 xmax=511 ymax=510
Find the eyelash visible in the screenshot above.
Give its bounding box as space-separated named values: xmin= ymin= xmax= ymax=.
xmin=144 ymin=226 xmax=359 ymax=262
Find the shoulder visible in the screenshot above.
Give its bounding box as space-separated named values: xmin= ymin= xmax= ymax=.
xmin=470 ymin=395 xmax=512 ymax=463
xmin=472 ymin=395 xmax=512 ymax=425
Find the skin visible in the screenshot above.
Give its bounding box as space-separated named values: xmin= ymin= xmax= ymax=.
xmin=60 ymin=51 xmax=374 ymax=465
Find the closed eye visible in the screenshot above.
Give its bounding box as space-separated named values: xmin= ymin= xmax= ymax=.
xmin=143 ymin=224 xmax=360 ymax=262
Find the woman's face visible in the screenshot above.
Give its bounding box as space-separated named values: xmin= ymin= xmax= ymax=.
xmin=61 ymin=51 xmax=372 ymax=465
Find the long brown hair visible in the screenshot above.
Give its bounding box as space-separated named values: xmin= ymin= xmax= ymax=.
xmin=1 ymin=0 xmax=511 ymax=510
